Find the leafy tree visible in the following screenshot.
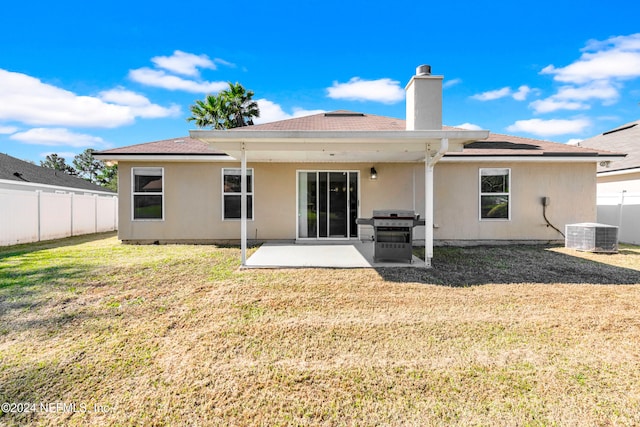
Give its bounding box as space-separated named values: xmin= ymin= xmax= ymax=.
xmin=96 ymin=163 xmax=118 ymax=192
xmin=41 ymin=149 xmax=117 ymax=190
xmin=40 ymin=154 xmax=76 ymax=175
xmin=73 ymin=148 xmax=103 ymax=184
xmin=187 ymin=82 xmax=260 ymax=129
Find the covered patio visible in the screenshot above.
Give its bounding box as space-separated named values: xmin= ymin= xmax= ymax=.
xmin=245 ymin=241 xmax=427 ymax=269
xmin=191 ymin=127 xmax=489 ymax=268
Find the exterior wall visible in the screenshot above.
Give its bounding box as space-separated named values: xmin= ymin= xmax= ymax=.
xmin=117 ymin=160 xmax=597 ymax=244
xmin=433 ymin=161 xmax=597 ymax=243
xmin=596 ymin=171 xmax=640 ymax=193
xmin=117 ymin=161 xmax=421 ymax=242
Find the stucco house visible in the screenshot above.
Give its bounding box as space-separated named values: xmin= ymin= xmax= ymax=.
xmin=95 ymin=66 xmax=623 ymax=266
xmin=577 ymin=120 xmax=640 ymax=244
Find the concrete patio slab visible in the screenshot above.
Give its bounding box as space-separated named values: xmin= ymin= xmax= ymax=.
xmin=244 ymin=241 xmax=428 ymax=269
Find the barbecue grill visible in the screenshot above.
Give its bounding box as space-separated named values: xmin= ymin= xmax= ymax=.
xmin=356 ymin=209 xmax=425 ymax=263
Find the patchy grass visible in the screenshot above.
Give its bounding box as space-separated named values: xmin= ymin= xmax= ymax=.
xmin=1 ymin=233 xmax=640 ymax=426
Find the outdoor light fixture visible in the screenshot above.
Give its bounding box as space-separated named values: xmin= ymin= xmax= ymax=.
xmin=370 ymin=167 xmax=378 ymax=180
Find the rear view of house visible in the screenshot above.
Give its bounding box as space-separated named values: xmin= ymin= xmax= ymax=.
xmin=96 ymin=66 xmax=623 ymax=266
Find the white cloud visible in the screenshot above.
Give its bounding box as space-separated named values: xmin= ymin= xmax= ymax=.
xmin=554 ymin=81 xmax=619 ymax=104
xmin=0 ymin=125 xmax=18 ymax=134
xmin=129 ymin=68 xmax=228 ymax=93
xmin=0 ymin=69 xmax=178 ymax=128
xmin=529 ymin=80 xmax=620 ymax=114
xmin=506 ymin=118 xmax=591 ymax=137
xmin=0 ymin=69 xmax=133 ymax=127
xmin=11 ymin=128 xmax=106 ymax=148
xmin=151 ymin=50 xmax=217 ymax=77
xmin=454 ymin=122 xmax=483 ymax=130
xmin=535 ymin=34 xmax=640 ymax=113
xmin=472 ymin=86 xmax=533 ymax=102
xmin=130 ymin=50 xmax=233 ymax=93
xmin=98 ymin=88 xmax=181 ymax=118
xmin=566 ymin=139 xmax=583 ymax=146
xmin=443 ymin=78 xmax=462 ymax=89
xmin=512 ymin=85 xmax=532 ymax=101
xmin=254 ymin=99 xmax=325 ymax=124
xmin=327 ymin=77 xmax=404 ymax=104
xmin=471 ymin=87 xmax=511 ymax=101
xmin=542 ymin=34 xmax=640 ymax=84
xmin=529 ymin=99 xmax=589 ymax=114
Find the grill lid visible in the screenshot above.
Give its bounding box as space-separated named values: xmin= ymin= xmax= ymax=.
xmin=372 ymin=209 xmax=417 ymax=219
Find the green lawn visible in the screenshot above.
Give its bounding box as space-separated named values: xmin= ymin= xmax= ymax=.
xmin=1 ymin=233 xmax=640 ymax=426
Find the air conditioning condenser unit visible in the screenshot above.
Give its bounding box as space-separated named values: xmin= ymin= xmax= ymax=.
xmin=565 ymin=223 xmax=619 ymax=253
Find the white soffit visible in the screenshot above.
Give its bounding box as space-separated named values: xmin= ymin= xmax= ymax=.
xmin=189 ymin=129 xmax=489 ymax=162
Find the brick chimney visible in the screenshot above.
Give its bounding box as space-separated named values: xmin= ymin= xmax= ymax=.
xmin=405 ymin=65 xmax=443 ymax=130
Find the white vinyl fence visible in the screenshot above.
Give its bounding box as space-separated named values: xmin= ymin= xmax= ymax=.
xmin=0 ymin=189 xmax=118 ymax=246
xmin=597 ymin=191 xmax=640 ymax=245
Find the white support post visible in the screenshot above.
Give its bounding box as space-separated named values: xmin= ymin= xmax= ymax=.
xmin=424 ymin=138 xmax=448 ymax=266
xmin=240 ymin=145 xmax=247 ymax=266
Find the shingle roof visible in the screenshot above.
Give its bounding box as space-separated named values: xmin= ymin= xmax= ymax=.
xmin=0 ymin=153 xmax=114 ymax=192
xmin=95 ymin=111 xmax=623 ymax=159
xmin=234 ymin=110 xmax=406 ymax=131
xmin=574 ymin=120 xmax=640 ymax=171
xmin=446 ymin=131 xmax=618 ymax=158
xmin=96 ymin=136 xmax=227 ymax=155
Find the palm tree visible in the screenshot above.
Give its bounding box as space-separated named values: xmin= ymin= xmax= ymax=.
xmin=222 ymin=82 xmax=260 ymax=128
xmin=187 ymin=94 xmax=227 ymax=129
xmin=187 ymin=82 xmax=260 ymax=129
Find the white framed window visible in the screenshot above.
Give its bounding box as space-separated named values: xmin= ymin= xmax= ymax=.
xmin=132 ymin=167 xmax=164 ymax=220
xmin=479 ymin=168 xmax=510 ymax=220
xmin=222 ymin=168 xmax=253 ymax=220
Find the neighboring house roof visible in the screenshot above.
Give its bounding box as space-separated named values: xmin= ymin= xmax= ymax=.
xmin=96 ymin=111 xmax=624 ymax=160
xmin=0 ymin=153 xmax=114 ymax=193
xmin=574 ymin=120 xmax=640 ymax=172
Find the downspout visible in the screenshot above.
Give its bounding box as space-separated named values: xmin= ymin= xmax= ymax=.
xmin=424 ymin=137 xmax=448 ymax=265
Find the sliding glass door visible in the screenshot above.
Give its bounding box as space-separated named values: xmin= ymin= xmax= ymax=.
xmin=298 ymin=171 xmax=359 ymax=239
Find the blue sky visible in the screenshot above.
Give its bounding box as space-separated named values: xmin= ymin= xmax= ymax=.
xmin=1 ymin=0 xmax=640 ymax=163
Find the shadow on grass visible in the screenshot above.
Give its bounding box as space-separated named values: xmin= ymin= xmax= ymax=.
xmin=0 ymin=233 xmax=118 ymax=323
xmin=377 ymin=245 xmax=640 ymax=286
xmin=0 ymin=231 xmax=117 ymax=257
